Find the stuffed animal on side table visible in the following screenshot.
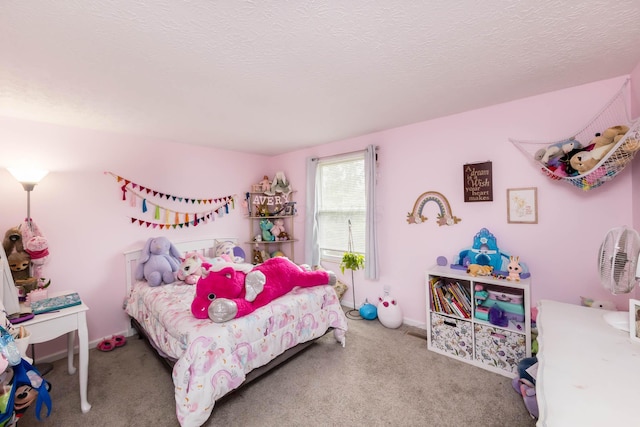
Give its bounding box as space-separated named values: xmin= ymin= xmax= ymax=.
xmin=8 ymin=251 xmax=38 ymax=297
xmin=177 ymin=252 xmax=212 ymax=285
xmin=191 ymin=257 xmax=336 ymax=322
xmin=3 ymin=226 xmax=24 ymax=255
xmin=134 ymin=237 xmax=181 ymax=287
xmin=506 ymin=256 xmax=522 ymax=281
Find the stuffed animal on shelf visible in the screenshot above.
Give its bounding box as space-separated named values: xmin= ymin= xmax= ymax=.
xmin=506 ymin=256 xmax=522 ymax=282
xmin=177 ymin=252 xmax=211 ymax=285
xmin=134 ymin=237 xmax=181 ymax=287
xmin=259 ymin=218 xmax=275 ymax=241
xmin=265 ymin=171 xmax=292 ymax=196
xmin=567 ymin=125 xmax=629 ymax=175
xmin=259 ymin=175 xmax=271 ymax=192
xmin=270 ymin=218 xmax=288 ymax=240
xmin=191 ymin=257 xmax=336 ymax=322
xmin=466 ymin=264 xmax=493 ymax=277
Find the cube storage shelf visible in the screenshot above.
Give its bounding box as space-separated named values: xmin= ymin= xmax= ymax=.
xmin=426 ymin=265 xmax=531 ymax=377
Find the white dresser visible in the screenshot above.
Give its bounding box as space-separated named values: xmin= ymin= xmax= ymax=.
xmin=536 ymin=300 xmax=640 ymax=426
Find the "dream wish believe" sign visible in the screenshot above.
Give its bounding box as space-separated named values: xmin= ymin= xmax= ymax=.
xmin=463 ymin=161 xmax=493 ymax=202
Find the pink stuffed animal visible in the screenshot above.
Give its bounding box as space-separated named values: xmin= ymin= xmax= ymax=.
xmin=20 ymin=220 xmax=49 ymax=280
xmin=270 ymin=218 xmax=286 ymax=240
xmin=176 ymin=252 xmax=211 ymax=285
xmin=191 ymin=257 xmax=336 ymax=322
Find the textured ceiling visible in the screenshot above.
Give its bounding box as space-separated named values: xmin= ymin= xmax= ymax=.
xmin=2 ymin=1 xmax=640 ymax=155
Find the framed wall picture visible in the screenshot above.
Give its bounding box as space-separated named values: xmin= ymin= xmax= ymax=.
xmin=507 ymin=187 xmax=538 ymax=224
xmin=629 ymin=299 xmax=640 ymax=343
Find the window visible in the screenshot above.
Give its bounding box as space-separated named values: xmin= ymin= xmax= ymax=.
xmin=316 ymin=153 xmax=365 ymax=261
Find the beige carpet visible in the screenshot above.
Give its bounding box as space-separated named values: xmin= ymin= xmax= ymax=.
xmin=18 ymin=317 xmax=535 ymax=426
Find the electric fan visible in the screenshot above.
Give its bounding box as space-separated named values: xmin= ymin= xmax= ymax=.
xmin=598 ymin=226 xmax=640 ymax=331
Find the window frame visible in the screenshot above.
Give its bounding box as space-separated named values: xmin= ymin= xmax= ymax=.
xmin=316 ymin=153 xmax=366 ymax=263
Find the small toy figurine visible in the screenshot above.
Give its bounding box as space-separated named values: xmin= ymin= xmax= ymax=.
xmin=466 ymin=264 xmax=493 ymax=277
xmin=506 ymin=256 xmax=522 ymax=282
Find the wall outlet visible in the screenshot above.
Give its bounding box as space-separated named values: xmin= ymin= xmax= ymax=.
xmin=383 ymin=284 xmax=391 ymax=295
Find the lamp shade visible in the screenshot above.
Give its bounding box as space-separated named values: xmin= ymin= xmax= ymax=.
xmin=8 ymin=168 xmax=49 ymax=184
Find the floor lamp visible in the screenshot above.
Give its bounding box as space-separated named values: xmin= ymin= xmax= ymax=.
xmin=7 ymin=168 xmax=53 ymax=375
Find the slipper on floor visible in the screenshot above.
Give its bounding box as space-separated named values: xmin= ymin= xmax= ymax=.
xmin=97 ymin=338 xmax=116 ymax=352
xmin=113 ymin=335 xmax=127 ymax=347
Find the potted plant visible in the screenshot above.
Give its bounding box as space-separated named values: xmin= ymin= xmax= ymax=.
xmin=341 ymin=220 xmax=365 ymax=319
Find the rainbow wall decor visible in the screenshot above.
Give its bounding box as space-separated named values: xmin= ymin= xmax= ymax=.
xmin=406 ymin=191 xmax=461 ymax=226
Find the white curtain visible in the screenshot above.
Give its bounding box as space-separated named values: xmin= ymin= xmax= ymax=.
xmin=304 ymin=157 xmax=320 ymax=266
xmin=365 ymin=144 xmax=379 ymax=280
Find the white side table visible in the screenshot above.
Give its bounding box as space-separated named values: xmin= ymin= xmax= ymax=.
xmin=19 ymin=290 xmax=92 ymax=413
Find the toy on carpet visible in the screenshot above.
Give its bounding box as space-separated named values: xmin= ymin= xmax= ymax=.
xmin=191 ymin=257 xmax=336 ymax=322
xmin=359 ymin=299 xmax=378 ymax=320
xmin=506 ymin=256 xmax=522 ymax=282
xmin=134 ymin=237 xmax=181 ymax=287
xmin=466 ymin=264 xmax=493 ymax=277
xmin=177 ymin=252 xmax=212 ymax=285
xmin=580 ymin=296 xmax=616 ymax=310
xmin=512 ymin=356 xmax=539 ymax=419
xmin=377 ymin=294 xmax=403 ymax=328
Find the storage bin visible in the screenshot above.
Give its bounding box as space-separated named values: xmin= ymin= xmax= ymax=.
xmin=474 ymin=324 xmax=526 ymax=374
xmin=430 ymin=312 xmax=473 ymax=361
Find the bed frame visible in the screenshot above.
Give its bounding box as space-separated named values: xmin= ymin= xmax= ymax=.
xmin=123 ymin=238 xmax=320 ymax=384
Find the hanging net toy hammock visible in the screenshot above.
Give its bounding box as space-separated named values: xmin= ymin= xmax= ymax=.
xmin=511 ymin=80 xmax=640 ymax=191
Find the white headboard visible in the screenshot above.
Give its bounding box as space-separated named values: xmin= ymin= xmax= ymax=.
xmin=123 ymin=238 xmax=239 ymax=297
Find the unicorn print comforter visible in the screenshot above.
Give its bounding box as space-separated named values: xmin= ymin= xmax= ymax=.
xmin=125 ymin=280 xmax=348 ymax=427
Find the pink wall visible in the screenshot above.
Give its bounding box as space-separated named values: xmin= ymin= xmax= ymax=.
xmin=277 ymin=75 xmax=636 ymax=327
xmin=0 ymin=117 xmax=266 ymax=357
xmin=631 ymin=62 xmax=640 ymax=233
xmin=0 ymin=73 xmax=637 ymax=359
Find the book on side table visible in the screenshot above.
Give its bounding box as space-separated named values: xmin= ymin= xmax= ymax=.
xmin=30 ymin=292 xmax=82 ymax=314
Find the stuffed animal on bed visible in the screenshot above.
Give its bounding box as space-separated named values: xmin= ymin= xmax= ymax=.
xmin=134 ymin=237 xmax=181 ymax=287
xmin=191 ymin=257 xmax=336 ymax=322
xmin=176 ymin=252 xmax=212 ymax=285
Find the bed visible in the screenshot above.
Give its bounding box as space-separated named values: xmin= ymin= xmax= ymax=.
xmin=123 ymin=238 xmax=348 ymax=427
